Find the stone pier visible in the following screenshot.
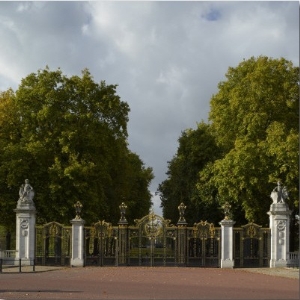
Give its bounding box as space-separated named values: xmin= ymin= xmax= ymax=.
xmin=14 ymin=179 xmax=36 ymax=266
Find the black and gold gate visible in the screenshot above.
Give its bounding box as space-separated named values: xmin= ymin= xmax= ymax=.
xmin=186 ymin=221 xmax=221 ymax=267
xmin=84 ymin=221 xmax=118 ymax=266
xmin=35 ymin=203 xmax=270 ymax=268
xmin=127 ymin=210 xmax=176 ymax=266
xmin=233 ymin=222 xmax=271 ymax=267
xmin=35 ymin=222 xmax=71 ymax=266
xmin=83 ymin=211 xmax=221 ymax=267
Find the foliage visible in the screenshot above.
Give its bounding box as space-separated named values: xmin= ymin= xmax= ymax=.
xmin=159 ymin=56 xmax=298 ymax=227
xmin=158 ymin=122 xmax=223 ymax=225
xmin=0 ymin=68 xmax=153 ymax=230
xmin=198 ymin=56 xmax=299 ymax=225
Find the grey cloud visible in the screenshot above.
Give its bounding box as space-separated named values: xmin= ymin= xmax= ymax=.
xmin=0 ymin=1 xmax=298 ymax=215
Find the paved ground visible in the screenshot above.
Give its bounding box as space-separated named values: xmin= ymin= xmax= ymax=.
xmin=0 ymin=266 xmax=299 ymax=300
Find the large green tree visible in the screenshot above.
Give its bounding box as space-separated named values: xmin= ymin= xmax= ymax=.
xmin=198 ymin=56 xmax=299 ymax=226
xmin=158 ymin=122 xmax=223 ymax=225
xmin=0 ymin=68 xmax=153 ymax=230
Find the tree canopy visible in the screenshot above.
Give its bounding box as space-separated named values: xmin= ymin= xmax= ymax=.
xmin=158 ymin=122 xmax=223 ymax=225
xmin=202 ymin=56 xmax=298 ymax=225
xmin=0 ymin=68 xmax=153 ymax=230
xmin=159 ymin=56 xmax=299 ymax=227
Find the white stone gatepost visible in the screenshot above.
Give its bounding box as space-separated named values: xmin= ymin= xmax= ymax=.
xmin=14 ymin=179 xmax=36 ymax=266
xmin=268 ymin=182 xmax=291 ymax=268
xmin=219 ymin=219 xmax=235 ymax=268
xmin=70 ymin=201 xmax=85 ymax=267
xmin=219 ymin=202 xmax=235 ymax=268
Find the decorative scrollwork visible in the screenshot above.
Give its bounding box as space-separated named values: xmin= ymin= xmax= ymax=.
xmin=144 ymin=210 xmax=163 ymax=238
xmin=277 ymin=220 xmax=286 ymax=231
xmin=193 ymin=221 xmax=216 ymax=239
xmin=247 ymin=225 xmax=256 ymax=238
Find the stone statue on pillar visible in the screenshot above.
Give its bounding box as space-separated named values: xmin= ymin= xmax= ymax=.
xmin=18 ymin=179 xmax=35 ymax=206
xmin=270 ymin=181 xmax=289 ymax=204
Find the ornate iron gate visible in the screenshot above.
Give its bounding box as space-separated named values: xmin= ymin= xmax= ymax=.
xmin=233 ymin=222 xmax=270 ymax=267
xmin=82 ymin=210 xmax=221 ymax=267
xmin=186 ymin=221 xmax=220 ymax=267
xmin=84 ymin=221 xmax=118 ymax=266
xmin=127 ymin=210 xmax=176 ymax=266
xmin=35 ymin=222 xmax=71 ymax=266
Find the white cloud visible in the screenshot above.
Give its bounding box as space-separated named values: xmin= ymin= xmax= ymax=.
xmin=0 ymin=1 xmax=298 ymax=215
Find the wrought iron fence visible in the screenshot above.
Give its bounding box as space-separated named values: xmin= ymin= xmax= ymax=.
xmin=34 ymin=215 xmax=271 ymax=268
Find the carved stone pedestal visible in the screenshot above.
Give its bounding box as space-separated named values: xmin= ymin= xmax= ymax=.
xmin=14 ymin=200 xmax=36 ymax=266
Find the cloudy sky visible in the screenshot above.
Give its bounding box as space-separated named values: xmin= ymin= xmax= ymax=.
xmin=0 ymin=1 xmax=299 ymax=215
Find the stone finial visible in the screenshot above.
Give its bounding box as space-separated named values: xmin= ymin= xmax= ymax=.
xmin=270 ymin=181 xmax=289 ymax=204
xmin=177 ymin=202 xmax=187 ymax=225
xmin=118 ymin=202 xmax=128 ymax=224
xmin=74 ymin=201 xmax=83 ymax=219
xmin=18 ymin=179 xmax=35 ymax=205
xmin=222 ymin=202 xmax=232 ymax=220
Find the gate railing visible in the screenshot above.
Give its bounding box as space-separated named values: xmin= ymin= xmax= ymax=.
xmin=33 ymin=209 xmax=271 ymax=268
xmin=287 ymin=251 xmax=299 ymax=268
xmin=0 ymin=250 xmax=17 ymax=258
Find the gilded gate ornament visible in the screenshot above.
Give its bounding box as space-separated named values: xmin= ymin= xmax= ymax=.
xmin=119 ymin=202 xmax=128 ymax=224
xmin=74 ymin=201 xmax=83 ymax=219
xmin=144 ymin=209 xmax=163 ymax=238
xmin=221 ymin=202 xmax=232 ymax=220
xmin=193 ymin=221 xmax=216 ymax=239
xmin=246 ymin=225 xmax=257 ymax=238
xmin=177 ymin=202 xmax=187 ymax=224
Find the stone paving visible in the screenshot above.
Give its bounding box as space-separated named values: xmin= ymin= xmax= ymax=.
xmin=0 ymin=266 xmax=299 ymax=300
xmin=0 ymin=266 xmax=299 ymax=299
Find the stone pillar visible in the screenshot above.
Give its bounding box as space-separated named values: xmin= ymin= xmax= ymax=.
xmin=219 ymin=202 xmax=235 ymax=268
xmin=118 ymin=202 xmax=128 ymax=266
xmin=70 ymin=201 xmax=85 ymax=267
xmin=14 ymin=179 xmax=36 ymax=266
xmin=177 ymin=202 xmax=187 ymax=265
xmin=268 ymin=182 xmax=291 ymax=268
xmin=219 ymin=219 xmax=235 ymax=268
xmin=70 ymin=218 xmax=85 ymax=267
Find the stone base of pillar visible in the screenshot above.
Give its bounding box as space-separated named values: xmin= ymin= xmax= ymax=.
xmin=270 ymin=259 xmax=288 ymax=268
xmin=220 ymin=259 xmax=234 ymax=268
xmin=71 ymin=257 xmax=85 ymax=267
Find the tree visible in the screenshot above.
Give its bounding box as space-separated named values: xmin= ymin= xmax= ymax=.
xmin=158 ymin=122 xmax=223 ymax=225
xmin=0 ymin=68 xmax=153 ymax=230
xmin=198 ymin=56 xmax=299 ymax=226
